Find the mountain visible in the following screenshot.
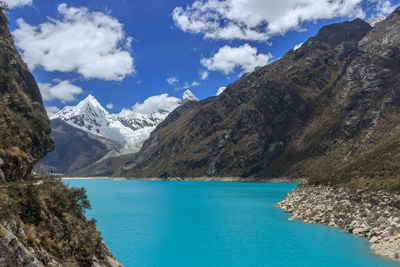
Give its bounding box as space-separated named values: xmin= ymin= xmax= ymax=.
xmin=0 ymin=10 xmax=53 ymax=181
xmin=182 ymin=89 xmax=199 ymax=103
xmin=0 ymin=10 xmax=120 ymax=266
xmin=40 ymin=89 xmax=198 ymax=174
xmin=118 ymin=7 xmax=400 ymax=180
xmin=38 ymin=119 xmax=115 ymax=174
xmin=366 ymin=14 xmax=386 ymax=26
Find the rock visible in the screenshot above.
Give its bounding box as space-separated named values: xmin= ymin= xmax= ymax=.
xmin=277 ymin=184 xmax=400 ymax=262
xmin=0 ymin=10 xmax=53 ymax=181
xmin=370 ymin=236 xmax=379 ymax=243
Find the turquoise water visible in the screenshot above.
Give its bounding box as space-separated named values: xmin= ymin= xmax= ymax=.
xmin=64 ymin=179 xmax=398 ymax=267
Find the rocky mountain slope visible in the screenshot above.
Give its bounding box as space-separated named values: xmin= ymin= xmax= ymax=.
xmin=40 ymin=90 xmax=198 ymax=175
xmin=0 ymin=10 xmax=53 ymax=181
xmin=119 ymin=7 xmax=400 ymax=179
xmin=38 ymin=119 xmax=115 ymax=174
xmin=0 ymin=10 xmax=121 ymax=266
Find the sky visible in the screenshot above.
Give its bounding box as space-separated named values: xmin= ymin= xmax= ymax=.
xmin=3 ymin=0 xmax=400 ymax=116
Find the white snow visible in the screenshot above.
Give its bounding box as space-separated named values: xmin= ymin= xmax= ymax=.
xmin=181 ymin=89 xmax=199 ymax=103
xmin=216 ymin=87 xmax=226 ymax=96
xmin=53 ymin=91 xmax=198 ymax=154
xmin=366 ymin=14 xmax=386 ymax=27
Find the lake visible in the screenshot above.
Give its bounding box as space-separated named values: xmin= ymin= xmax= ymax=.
xmin=64 ymin=179 xmax=398 ymax=267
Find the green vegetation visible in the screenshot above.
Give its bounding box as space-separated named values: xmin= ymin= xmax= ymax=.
xmin=309 ymin=130 xmax=400 ymax=191
xmin=0 ymin=175 xmax=109 ymax=266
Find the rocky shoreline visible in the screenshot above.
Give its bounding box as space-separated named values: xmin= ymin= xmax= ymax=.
xmin=277 ymin=185 xmax=400 ymax=262
xmin=63 ymin=176 xmax=306 ymax=183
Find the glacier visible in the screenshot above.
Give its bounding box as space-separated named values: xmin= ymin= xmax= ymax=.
xmin=52 ymin=90 xmax=198 ymax=154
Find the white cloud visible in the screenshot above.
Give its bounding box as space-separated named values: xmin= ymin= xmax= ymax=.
xmin=38 ymin=80 xmax=83 ymax=103
xmin=121 ymin=94 xmax=181 ymax=114
xmin=45 ymin=106 xmax=60 ymax=117
xmin=371 ymin=0 xmax=397 ymax=15
xmin=12 ymin=4 xmax=134 ymax=81
xmin=172 ymin=0 xmax=367 ymax=41
xmin=175 ymin=80 xmax=200 ymax=90
xmin=106 ymin=103 xmax=114 ymax=109
xmin=201 ymin=44 xmax=272 ymax=74
xmin=3 ymin=0 xmax=32 ymax=9
xmin=294 ymin=42 xmax=304 ymax=50
xmin=199 ymin=70 xmax=209 ymax=80
xmin=166 ymin=76 xmax=178 ymax=85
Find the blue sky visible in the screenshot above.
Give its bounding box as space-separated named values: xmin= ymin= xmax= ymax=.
xmin=4 ymin=0 xmax=400 ymax=115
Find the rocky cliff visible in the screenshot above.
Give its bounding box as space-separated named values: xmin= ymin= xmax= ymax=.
xmin=0 ymin=10 xmax=121 ymax=266
xmin=0 ymin=11 xmax=53 ymax=181
xmin=119 ymin=7 xmax=400 ymax=179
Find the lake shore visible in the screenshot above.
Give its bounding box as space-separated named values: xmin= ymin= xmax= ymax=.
xmin=277 ymin=184 xmax=400 ymax=263
xmin=62 ymin=176 xmax=306 ymax=183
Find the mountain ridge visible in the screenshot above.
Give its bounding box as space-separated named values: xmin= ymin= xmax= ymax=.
xmin=40 ymin=89 xmax=199 ymax=175
xmin=117 ymin=9 xmax=400 ymax=180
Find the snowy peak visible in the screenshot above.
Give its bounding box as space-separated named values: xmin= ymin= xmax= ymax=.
xmin=53 ymin=94 xmax=110 ymax=131
xmin=366 ymin=14 xmax=386 ymax=27
xmin=77 ymin=94 xmax=106 ymax=112
xmin=52 ymin=91 xmax=200 ymax=154
xmin=216 ymin=87 xmax=226 ymax=96
xmin=181 ymin=90 xmax=199 ymax=103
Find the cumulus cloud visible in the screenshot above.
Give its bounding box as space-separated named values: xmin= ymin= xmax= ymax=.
xmin=201 ymin=44 xmax=272 ymax=74
xmin=172 ymin=0 xmax=368 ymax=40
xmin=166 ymin=76 xmax=178 ymax=85
xmin=3 ymin=0 xmax=32 ymax=9
xmin=199 ymin=70 xmax=209 ymax=80
xmin=38 ymin=80 xmax=83 ymax=103
xmin=45 ymin=106 xmax=60 ymax=117
xmin=106 ymin=103 xmax=114 ymax=109
xmin=121 ymin=94 xmax=181 ymax=114
xmin=12 ymin=4 xmax=134 ymax=81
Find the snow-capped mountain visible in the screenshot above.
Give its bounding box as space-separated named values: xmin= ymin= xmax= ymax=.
xmin=366 ymin=14 xmax=386 ymax=27
xmin=52 ymin=90 xmax=198 ymax=154
xmin=182 ymin=89 xmax=199 ymax=103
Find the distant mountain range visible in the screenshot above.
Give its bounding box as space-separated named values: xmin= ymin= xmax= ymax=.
xmin=39 ymin=89 xmax=200 ymax=174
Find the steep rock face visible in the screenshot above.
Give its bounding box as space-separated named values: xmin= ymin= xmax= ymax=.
xmin=0 ymin=180 xmax=121 ymax=267
xmin=0 ymin=12 xmax=53 ymax=181
xmin=120 ymin=8 xmax=400 ymax=178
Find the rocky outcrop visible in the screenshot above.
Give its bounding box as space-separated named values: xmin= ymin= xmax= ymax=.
xmin=278 ymin=185 xmax=400 ymax=262
xmin=0 ymin=11 xmax=53 ymax=181
xmin=0 ymin=219 xmax=120 ymax=267
xmin=119 ymin=7 xmax=400 ymax=179
xmin=0 ymin=10 xmax=120 ymax=267
xmin=0 ymin=180 xmax=122 ymax=266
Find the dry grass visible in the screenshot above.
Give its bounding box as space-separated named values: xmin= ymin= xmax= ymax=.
xmin=0 ymin=177 xmax=110 ymax=266
xmin=309 ymin=129 xmax=400 ymax=191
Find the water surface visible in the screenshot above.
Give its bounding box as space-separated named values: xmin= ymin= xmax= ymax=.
xmin=64 ymin=179 xmax=398 ymax=267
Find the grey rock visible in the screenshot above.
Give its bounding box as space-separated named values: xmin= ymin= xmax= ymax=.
xmin=277 ymin=184 xmax=400 ymax=262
